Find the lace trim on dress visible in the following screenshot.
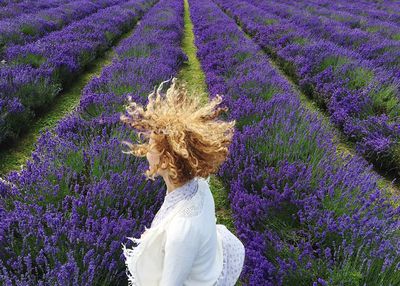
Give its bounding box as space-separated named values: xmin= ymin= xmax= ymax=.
xmin=122 ymin=237 xmax=142 ymax=286
xmin=178 ymin=180 xmax=204 ymax=218
xmin=151 ymin=177 xmax=200 ymax=228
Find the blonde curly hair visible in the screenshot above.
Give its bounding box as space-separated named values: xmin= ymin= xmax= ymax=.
xmin=119 ymin=77 xmax=236 ymax=187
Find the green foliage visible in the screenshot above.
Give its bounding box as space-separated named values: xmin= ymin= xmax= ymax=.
xmin=236 ymin=113 xmax=262 ymax=131
xmin=110 ymin=84 xmax=135 ymax=96
xmin=327 ymin=242 xmax=400 ymax=286
xmin=262 ymin=86 xmax=280 ymax=101
xmin=13 ymin=53 xmax=46 ymax=68
xmin=234 ymin=51 xmax=252 ymax=62
xmin=65 ymin=150 xmax=85 ymax=173
xmin=241 ymin=80 xmax=256 ymax=91
xmin=330 ymin=263 xmax=363 ymax=286
xmin=252 ymin=112 xmax=325 ymax=170
xmin=279 ymin=58 xmax=299 ymax=82
xmin=345 ymin=67 xmax=374 ymax=90
xmin=292 ymin=37 xmax=308 ymax=46
xmin=20 ymin=24 xmax=38 ymax=36
xmin=80 ymin=103 xmax=106 ymax=120
xmin=91 ymin=148 xmax=126 ymax=181
xmin=78 ymin=50 xmax=96 ymax=67
xmin=119 ymin=45 xmax=152 ymax=59
xmin=306 ymin=6 xmax=316 ymax=13
xmin=332 ymin=14 xmax=352 ymax=23
xmin=15 ymin=79 xmax=61 ymax=110
xmin=368 ymin=84 xmax=400 ymax=118
xmin=263 ymin=18 xmax=277 ymax=25
xmin=52 ymin=65 xmax=71 ymax=83
xmin=0 ymin=108 xmax=33 ymax=145
xmin=254 ymin=16 xmax=277 ymax=26
xmin=366 ymin=25 xmax=382 ymax=33
xmin=105 ymin=31 xmax=116 ymax=43
xmin=392 ymin=33 xmax=400 ymax=41
xmin=318 ymin=55 xmax=349 ymax=74
xmin=42 ymin=173 xmax=71 ymax=207
xmin=142 ymin=24 xmax=154 ymax=33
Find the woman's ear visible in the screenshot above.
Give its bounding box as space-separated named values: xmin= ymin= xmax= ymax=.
xmin=160 ymin=156 xmax=168 ymax=169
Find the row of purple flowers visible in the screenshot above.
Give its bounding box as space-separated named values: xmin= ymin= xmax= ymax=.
xmin=278 ymin=0 xmax=400 ymax=28
xmin=243 ymin=0 xmax=400 ymax=76
xmin=0 ymin=0 xmax=124 ymax=56
xmin=260 ymin=0 xmax=400 ymax=47
xmin=0 ymin=0 xmax=70 ymax=21
xmin=214 ymin=0 xmax=400 ymax=180
xmin=0 ymin=0 xmax=187 ymax=284
xmin=189 ymin=0 xmax=400 ymax=284
xmin=0 ymin=0 xmax=155 ymax=145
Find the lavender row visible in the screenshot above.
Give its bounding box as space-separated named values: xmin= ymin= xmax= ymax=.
xmin=269 ymin=0 xmax=400 ymax=42
xmin=0 ymin=0 xmax=124 ymax=56
xmin=290 ymin=0 xmax=400 ymax=27
xmin=189 ymin=0 xmax=400 ymax=284
xmin=242 ymin=0 xmax=400 ymax=77
xmin=0 ymin=0 xmax=187 ymax=284
xmin=0 ymin=0 xmax=154 ymax=145
xmin=0 ymin=0 xmax=70 ymax=21
xmin=215 ymin=0 xmax=400 ymax=179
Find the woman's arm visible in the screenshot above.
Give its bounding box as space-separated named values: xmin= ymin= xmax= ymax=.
xmin=160 ymin=216 xmax=200 ymax=286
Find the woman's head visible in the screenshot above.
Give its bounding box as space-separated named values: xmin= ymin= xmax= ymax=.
xmin=120 ymin=77 xmax=236 ymax=186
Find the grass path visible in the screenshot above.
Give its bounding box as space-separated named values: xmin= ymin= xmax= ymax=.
xmin=179 ymin=0 xmax=239 ymax=241
xmin=0 ymin=20 xmax=144 ymax=178
xmin=214 ymin=2 xmax=400 ymax=205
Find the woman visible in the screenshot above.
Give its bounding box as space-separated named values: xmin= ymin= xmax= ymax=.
xmin=120 ymin=77 xmax=245 ymax=286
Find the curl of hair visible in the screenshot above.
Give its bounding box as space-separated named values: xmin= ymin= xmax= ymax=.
xmin=120 ymin=77 xmax=236 ymax=187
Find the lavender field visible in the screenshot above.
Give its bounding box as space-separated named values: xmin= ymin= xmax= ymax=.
xmin=0 ymin=0 xmax=400 ymax=285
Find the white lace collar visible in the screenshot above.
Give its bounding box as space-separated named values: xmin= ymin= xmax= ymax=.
xmin=151 ymin=177 xmax=199 ymax=228
xmin=164 ymin=177 xmax=199 ymax=205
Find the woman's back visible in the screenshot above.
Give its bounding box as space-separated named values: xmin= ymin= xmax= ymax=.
xmin=179 ymin=177 xmax=223 ymax=284
xmin=155 ymin=177 xmax=224 ymax=285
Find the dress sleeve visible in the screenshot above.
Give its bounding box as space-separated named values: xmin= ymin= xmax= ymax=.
xmin=160 ymin=216 xmax=200 ymax=286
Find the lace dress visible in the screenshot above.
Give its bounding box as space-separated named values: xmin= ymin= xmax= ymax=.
xmin=124 ymin=176 xmax=245 ymax=286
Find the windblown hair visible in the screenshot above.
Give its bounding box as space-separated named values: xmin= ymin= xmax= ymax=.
xmin=119 ymin=77 xmax=236 ymax=187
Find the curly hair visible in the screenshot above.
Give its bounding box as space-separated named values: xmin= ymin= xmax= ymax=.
xmin=119 ymin=77 xmax=236 ymax=187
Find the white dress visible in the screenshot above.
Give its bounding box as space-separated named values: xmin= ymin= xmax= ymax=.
xmin=122 ymin=176 xmax=245 ymax=286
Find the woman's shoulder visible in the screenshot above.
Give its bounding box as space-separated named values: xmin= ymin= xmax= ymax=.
xmin=165 ymin=215 xmax=200 ymax=246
